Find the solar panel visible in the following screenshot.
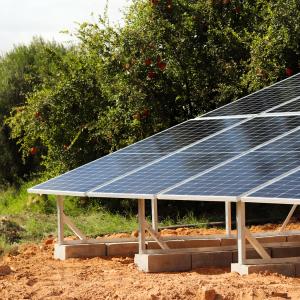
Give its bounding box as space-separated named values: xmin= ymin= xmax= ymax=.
xmin=159 ymin=151 xmax=300 ymax=201
xmin=204 ymin=79 xmax=300 ymax=117
xmin=255 ymin=129 xmax=300 ymax=153
xmin=182 ymin=116 xmax=300 ymax=153
xmin=159 ymin=128 xmax=300 ymax=201
xmin=28 ymin=153 xmax=161 ymax=196
xmin=28 ymin=118 xmax=241 ymax=195
xmin=29 ymin=72 xmax=300 ymax=200
xmin=89 ymin=116 xmax=300 ymax=198
xmin=205 ymin=88 xmax=300 ymax=117
xmin=88 ymin=152 xmax=234 ymax=198
xmin=120 ymin=119 xmax=240 ymax=154
xmin=245 ymin=168 xmax=300 ymax=201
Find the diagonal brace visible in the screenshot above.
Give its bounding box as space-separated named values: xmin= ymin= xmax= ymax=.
xmin=279 ymin=204 xmax=297 ymax=232
xmin=244 ymin=227 xmax=271 ymax=260
xmin=144 ymin=221 xmax=169 ymax=250
xmin=63 ymin=213 xmax=87 ymax=240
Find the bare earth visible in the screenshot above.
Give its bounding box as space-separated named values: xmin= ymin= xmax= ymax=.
xmin=1 ymin=224 xmax=300 ymax=300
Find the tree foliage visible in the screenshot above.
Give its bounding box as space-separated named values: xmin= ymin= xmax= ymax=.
xmin=0 ymin=38 xmax=66 ymax=185
xmin=3 ymin=0 xmax=300 ymax=184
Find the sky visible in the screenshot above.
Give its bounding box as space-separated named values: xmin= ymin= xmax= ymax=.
xmin=0 ymin=0 xmax=131 ymax=54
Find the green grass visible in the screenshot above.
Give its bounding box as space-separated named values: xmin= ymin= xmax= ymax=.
xmin=0 ymin=182 xmax=33 ymax=214
xmin=5 ymin=211 xmax=138 ymax=241
xmin=0 ymin=181 xmax=139 ymax=254
xmin=0 ymin=180 xmax=214 ymax=257
xmin=158 ymin=213 xmax=209 ymax=228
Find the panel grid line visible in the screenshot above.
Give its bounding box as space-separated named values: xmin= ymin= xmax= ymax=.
xmin=263 ymin=95 xmax=300 ymax=113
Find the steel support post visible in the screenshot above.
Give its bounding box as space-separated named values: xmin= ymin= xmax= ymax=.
xmin=225 ymin=201 xmax=232 ymax=236
xmin=151 ymin=197 xmax=158 ymax=232
xmin=56 ymin=195 xmax=64 ymax=245
xmin=236 ymin=201 xmax=246 ymax=264
xmin=138 ymin=198 xmax=146 ymax=253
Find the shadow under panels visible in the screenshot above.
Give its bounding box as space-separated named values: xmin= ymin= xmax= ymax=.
xmin=28 ymin=118 xmax=240 ymax=196
xmin=88 ymin=115 xmax=300 ymax=199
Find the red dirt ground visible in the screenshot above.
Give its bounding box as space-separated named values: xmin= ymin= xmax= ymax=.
xmin=1 ymin=223 xmax=300 ymax=300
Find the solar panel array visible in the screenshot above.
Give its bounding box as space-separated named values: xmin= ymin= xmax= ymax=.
xmin=29 ymin=118 xmax=240 ymax=195
xmin=90 ymin=116 xmax=300 ymax=198
xmin=29 ymin=72 xmax=300 ymax=204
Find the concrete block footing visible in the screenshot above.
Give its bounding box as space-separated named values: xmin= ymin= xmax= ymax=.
xmin=106 ymin=242 xmax=139 ymax=257
xmin=192 ymin=251 xmax=232 ymax=268
xmin=256 ymin=236 xmax=286 ymax=244
xmin=287 ymin=235 xmax=300 ymax=243
xmin=53 ymin=234 xmax=300 ymax=275
xmin=134 ymin=253 xmax=191 ymax=272
xmin=147 ymin=239 xmax=220 ymax=249
xmin=231 ymin=263 xmax=296 ymax=277
xmin=54 ymin=243 xmax=106 ymax=260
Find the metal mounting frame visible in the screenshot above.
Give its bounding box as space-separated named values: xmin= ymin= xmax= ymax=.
xmin=235 ymin=199 xmax=300 ymax=266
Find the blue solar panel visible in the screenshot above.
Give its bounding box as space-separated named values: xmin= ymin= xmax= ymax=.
xmin=89 ymin=116 xmax=300 ymax=197
xmin=89 ymin=153 xmax=234 ymax=197
xmin=28 ymin=153 xmax=161 ymax=195
xmin=248 ymin=169 xmax=300 ymax=200
xmin=204 ymin=75 xmax=300 ymax=117
xmin=160 ymin=151 xmax=300 ymax=199
xmin=182 ymin=116 xmax=300 ymax=153
xmin=255 ymin=129 xmax=300 ymax=153
xmin=29 ymin=73 xmax=300 ymax=200
xmin=121 ymin=119 xmax=240 ymax=154
xmin=28 ymin=118 xmax=240 ymax=195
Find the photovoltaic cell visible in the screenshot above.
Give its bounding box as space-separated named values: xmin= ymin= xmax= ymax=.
xmin=161 ymin=151 xmax=300 ymax=198
xmin=28 ymin=118 xmax=240 ymax=195
xmin=249 ymin=170 xmax=300 ymax=200
xmin=89 ymin=153 xmax=234 ymax=196
xmin=256 ymin=129 xmax=300 ymax=152
xmin=204 ymin=83 xmax=300 ymax=117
